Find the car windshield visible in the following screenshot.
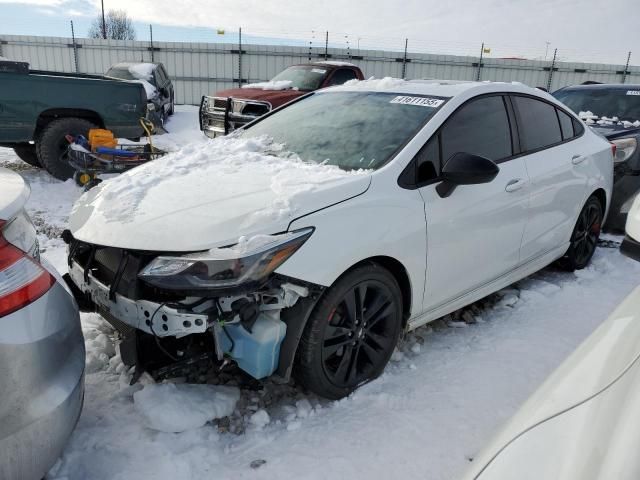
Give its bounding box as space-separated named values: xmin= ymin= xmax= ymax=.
xmin=105 ymin=67 xmax=136 ymax=81
xmin=270 ymin=66 xmax=330 ymax=90
xmin=240 ymin=91 xmax=448 ymax=170
xmin=554 ymin=87 xmax=640 ymax=121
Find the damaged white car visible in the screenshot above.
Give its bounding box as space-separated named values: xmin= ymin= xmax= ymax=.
xmin=65 ymin=79 xmax=613 ymax=399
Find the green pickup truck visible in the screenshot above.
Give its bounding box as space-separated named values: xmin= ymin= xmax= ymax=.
xmin=0 ymin=59 xmax=148 ymax=179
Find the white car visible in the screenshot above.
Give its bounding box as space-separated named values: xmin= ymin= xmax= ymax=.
xmin=66 ymin=79 xmax=613 ymax=399
xmin=461 ymin=195 xmax=640 ymax=480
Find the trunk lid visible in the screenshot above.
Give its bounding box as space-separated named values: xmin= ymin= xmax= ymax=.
xmin=0 ymin=167 xmax=29 ymax=221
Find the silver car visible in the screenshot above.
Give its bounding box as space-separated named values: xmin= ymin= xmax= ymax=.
xmin=0 ymin=167 xmax=85 ymax=480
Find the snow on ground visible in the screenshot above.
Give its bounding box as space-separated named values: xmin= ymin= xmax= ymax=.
xmin=2 ymin=105 xmax=640 ymax=480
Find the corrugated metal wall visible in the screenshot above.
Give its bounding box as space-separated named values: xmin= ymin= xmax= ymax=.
xmin=2 ymin=34 xmax=639 ymax=104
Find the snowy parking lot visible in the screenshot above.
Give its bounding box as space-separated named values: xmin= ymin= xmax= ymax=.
xmin=2 ymin=105 xmax=640 ymax=480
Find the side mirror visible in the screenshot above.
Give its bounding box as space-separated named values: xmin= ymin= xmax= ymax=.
xmin=436 ymin=152 xmax=499 ymax=198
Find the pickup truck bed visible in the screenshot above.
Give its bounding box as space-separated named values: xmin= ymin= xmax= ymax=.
xmin=0 ymin=60 xmax=148 ymax=179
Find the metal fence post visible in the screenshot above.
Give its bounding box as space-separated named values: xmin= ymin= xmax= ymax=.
xmin=149 ymin=24 xmax=154 ymax=62
xmin=622 ymin=51 xmax=631 ymax=84
xmin=324 ymin=31 xmax=328 ymax=60
xmin=70 ymin=20 xmax=79 ymax=72
xmin=238 ymin=27 xmax=242 ymax=87
xmin=402 ymin=39 xmax=408 ymax=79
xmin=476 ymin=42 xmax=484 ymax=81
xmin=546 ymin=49 xmax=557 ymax=91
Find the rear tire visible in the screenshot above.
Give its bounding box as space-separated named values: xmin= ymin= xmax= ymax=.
xmin=37 ymin=117 xmax=97 ymax=180
xmin=13 ymin=144 xmax=41 ymax=167
xmin=295 ymin=264 xmax=403 ymax=400
xmin=559 ymin=195 xmax=603 ymax=271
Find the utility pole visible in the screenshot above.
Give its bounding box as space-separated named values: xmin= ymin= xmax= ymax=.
xmin=476 ymin=42 xmax=484 ymax=81
xmin=546 ymin=48 xmax=557 ymax=91
xmin=324 ymin=31 xmax=328 ymax=60
xmin=101 ymin=0 xmax=106 ymax=39
xmin=622 ymin=51 xmax=632 ymax=84
xmin=402 ymin=38 xmax=408 ymax=79
xmin=70 ymin=20 xmax=79 ymax=72
xmin=544 ymin=41 xmax=550 ymax=60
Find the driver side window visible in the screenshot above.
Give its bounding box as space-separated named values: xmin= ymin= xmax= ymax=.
xmin=326 ymin=69 xmax=358 ymax=87
xmin=416 ymin=95 xmax=512 ymax=184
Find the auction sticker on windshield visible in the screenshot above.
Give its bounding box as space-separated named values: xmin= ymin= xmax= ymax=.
xmin=627 ymin=90 xmax=640 ymax=96
xmin=390 ymin=96 xmax=445 ymax=107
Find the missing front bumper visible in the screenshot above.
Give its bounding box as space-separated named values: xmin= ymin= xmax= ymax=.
xmin=68 ymin=260 xmax=209 ymax=338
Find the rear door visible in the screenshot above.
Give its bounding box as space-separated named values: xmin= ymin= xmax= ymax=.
xmin=511 ymin=95 xmax=589 ymax=262
xmin=418 ymin=94 xmax=530 ymax=309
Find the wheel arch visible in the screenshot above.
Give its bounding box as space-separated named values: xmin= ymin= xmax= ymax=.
xmin=591 ymin=187 xmax=607 ymax=216
xmin=35 ymin=108 xmax=105 ymax=137
xmin=276 ymin=255 xmax=412 ymax=382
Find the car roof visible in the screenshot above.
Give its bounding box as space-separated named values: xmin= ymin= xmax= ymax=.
xmin=109 ymin=62 xmax=160 ymax=69
xmin=329 ymin=78 xmax=547 ymax=99
xmin=559 ymin=83 xmax=640 ymax=91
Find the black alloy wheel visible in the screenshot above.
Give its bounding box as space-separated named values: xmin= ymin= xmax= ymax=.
xmin=560 ymin=195 xmax=603 ymax=271
xmin=296 ymin=264 xmax=403 ymax=400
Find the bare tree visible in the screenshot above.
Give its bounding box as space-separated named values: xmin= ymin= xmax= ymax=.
xmin=89 ymin=9 xmax=136 ymax=40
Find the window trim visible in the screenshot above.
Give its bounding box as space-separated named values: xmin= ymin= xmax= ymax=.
xmin=399 ymin=92 xmax=518 ymax=190
xmin=509 ymin=93 xmax=585 ymax=158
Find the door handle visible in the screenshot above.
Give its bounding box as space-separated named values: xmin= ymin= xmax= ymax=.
xmin=505 ymin=178 xmax=527 ymax=192
xmin=572 ymin=154 xmax=586 ymax=165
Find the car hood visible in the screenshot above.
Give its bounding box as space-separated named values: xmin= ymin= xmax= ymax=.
xmin=214 ymin=87 xmax=306 ymax=108
xmin=69 ymin=138 xmax=371 ymax=251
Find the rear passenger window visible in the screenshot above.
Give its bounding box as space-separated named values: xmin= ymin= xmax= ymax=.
xmin=440 ymin=95 xmax=512 ymax=163
xmin=557 ymin=109 xmax=575 ymax=140
xmin=513 ymin=96 xmax=562 ymax=151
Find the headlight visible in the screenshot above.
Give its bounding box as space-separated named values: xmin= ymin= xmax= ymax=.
xmin=612 ymin=138 xmax=637 ymax=163
xmin=138 ymin=228 xmax=313 ymax=292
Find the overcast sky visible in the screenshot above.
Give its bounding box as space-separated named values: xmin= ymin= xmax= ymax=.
xmin=1 ymin=0 xmax=638 ymax=63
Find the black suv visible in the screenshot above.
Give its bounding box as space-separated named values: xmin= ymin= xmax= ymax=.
xmin=554 ymin=84 xmax=640 ymax=231
xmin=106 ymin=62 xmax=175 ymax=125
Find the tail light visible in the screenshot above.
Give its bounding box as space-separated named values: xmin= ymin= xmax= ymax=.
xmin=611 ymin=143 xmax=617 ymax=158
xmin=0 ymin=219 xmax=54 ymax=317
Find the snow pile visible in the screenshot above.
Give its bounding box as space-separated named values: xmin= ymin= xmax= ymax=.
xmin=579 ymin=110 xmax=640 ymax=128
xmin=341 ymin=76 xmax=407 ymax=91
xmin=133 ymin=383 xmax=240 ymax=433
xmin=87 ymin=134 xmax=370 ymax=224
xmin=242 ymin=80 xmax=294 ymax=90
xmin=128 ymin=63 xmax=155 ymax=81
xmin=127 ymin=63 xmax=157 ymax=99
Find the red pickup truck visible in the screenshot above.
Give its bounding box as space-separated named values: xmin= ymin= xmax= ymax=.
xmin=199 ymin=62 xmax=365 ymax=137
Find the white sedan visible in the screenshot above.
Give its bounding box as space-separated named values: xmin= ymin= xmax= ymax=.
xmin=66 ymin=78 xmax=613 ymax=399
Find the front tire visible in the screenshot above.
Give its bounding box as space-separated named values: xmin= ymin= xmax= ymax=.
xmin=37 ymin=118 xmax=97 ymax=180
xmin=13 ymin=143 xmax=41 ymax=167
xmin=559 ymin=195 xmax=603 ymax=271
xmin=295 ymin=264 xmax=403 ymax=400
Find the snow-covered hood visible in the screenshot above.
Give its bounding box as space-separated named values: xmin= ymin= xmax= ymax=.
xmin=69 ymin=137 xmax=371 ymax=251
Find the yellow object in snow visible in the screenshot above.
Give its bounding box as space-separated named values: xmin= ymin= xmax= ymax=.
xmin=88 ymin=129 xmax=117 ymax=151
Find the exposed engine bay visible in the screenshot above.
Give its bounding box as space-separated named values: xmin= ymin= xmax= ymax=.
xmin=63 ymin=231 xmax=322 ymax=383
